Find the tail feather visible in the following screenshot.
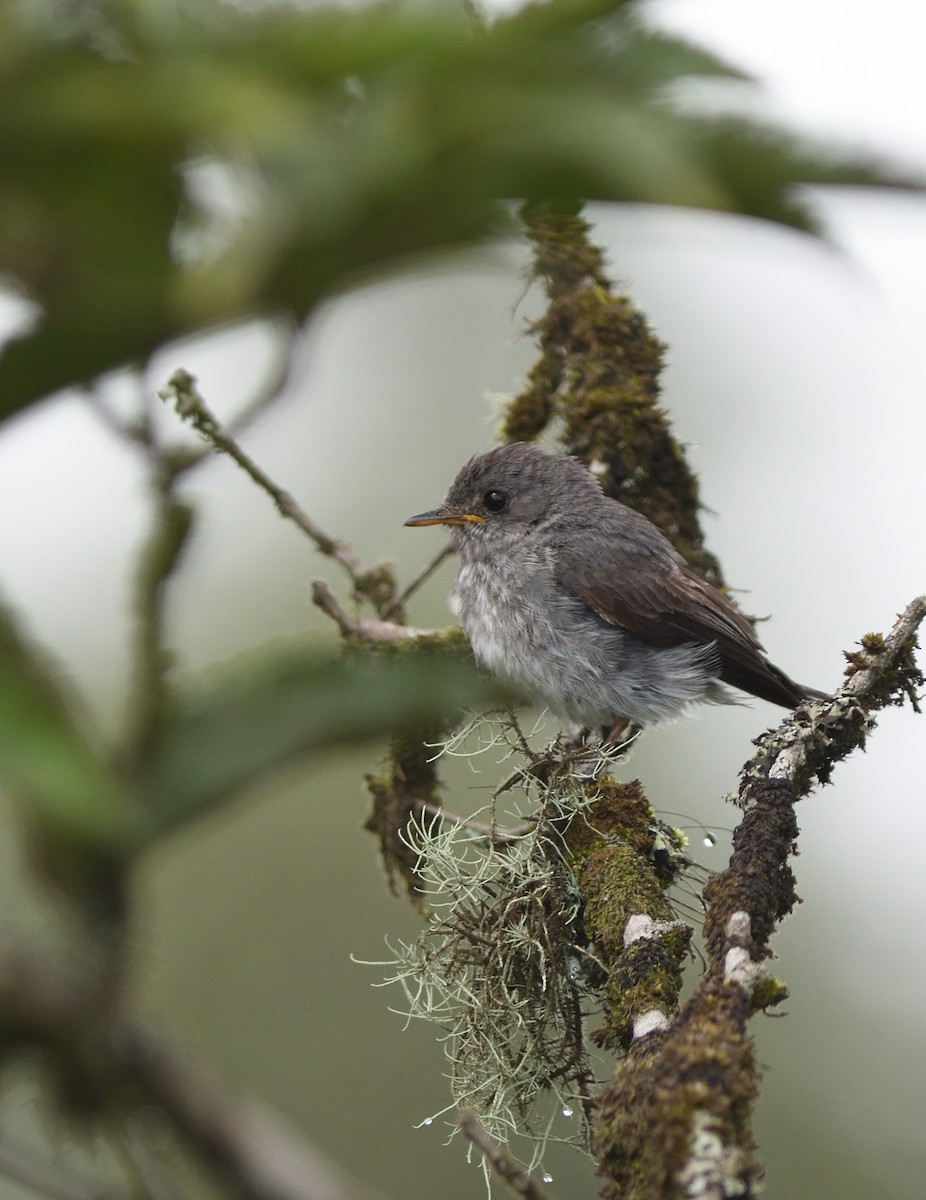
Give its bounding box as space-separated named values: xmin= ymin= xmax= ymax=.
xmin=722 ymin=657 xmax=828 ymax=710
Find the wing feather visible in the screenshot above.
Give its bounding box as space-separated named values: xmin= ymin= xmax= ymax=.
xmin=553 ymin=511 xmax=818 ymax=708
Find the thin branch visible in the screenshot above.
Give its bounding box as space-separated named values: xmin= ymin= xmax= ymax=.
xmin=161 ymin=369 xmax=364 ymax=577
xmin=87 ymin=380 xmax=154 ymax=452
xmin=224 ymin=319 xmax=301 ymax=439
xmin=126 ymin=480 xmax=194 ymax=772
xmin=383 ymin=543 xmax=455 ymax=619
xmin=0 ymin=942 xmax=386 ymax=1200
xmin=89 ymin=372 xmax=196 ymax=778
xmin=459 ymin=1112 xmax=558 ymax=1200
xmin=310 ymin=580 xmax=434 ymax=642
xmin=115 ymin=1022 xmax=387 ymax=1200
xmin=131 ymin=322 xmax=301 ymax=478
xmin=0 ymin=1135 xmax=126 ymax=1200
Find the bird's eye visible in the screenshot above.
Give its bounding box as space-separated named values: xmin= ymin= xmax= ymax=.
xmin=483 ymin=490 xmax=508 ymax=513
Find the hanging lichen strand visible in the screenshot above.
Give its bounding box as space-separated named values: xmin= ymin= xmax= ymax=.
xmin=377 ymin=715 xmax=696 ymax=1178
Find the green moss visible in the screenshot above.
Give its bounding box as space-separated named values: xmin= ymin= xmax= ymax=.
xmin=843 ymin=631 xmax=924 ymax=711
xmin=595 ymin=978 xmax=761 ymax=1200
xmin=566 ymin=778 xmax=659 ymax=860
xmin=502 ymin=202 xmax=731 ymax=595
xmin=347 ymin=624 xmax=471 ymax=661
xmin=600 ymin=936 xmax=690 ymax=1050
xmin=750 ymin=975 xmax=789 ymax=1012
xmin=565 ymin=779 xmax=691 ymax=1052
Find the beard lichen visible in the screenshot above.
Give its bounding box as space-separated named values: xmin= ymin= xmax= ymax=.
xmin=374 ymin=716 xmax=610 ymax=1174
xmin=368 ymin=713 xmax=701 ymax=1185
xmin=369 ymin=710 xmax=700 ymax=1180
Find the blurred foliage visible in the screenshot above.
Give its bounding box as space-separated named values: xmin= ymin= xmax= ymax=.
xmin=0 ymin=0 xmax=905 ymax=421
xmin=0 ymin=581 xmax=500 ymax=887
xmin=0 ymin=596 xmax=129 ymax=851
xmin=0 ymin=0 xmax=912 ymax=945
xmin=136 ymin=646 xmax=500 ymax=846
xmin=0 ymin=2 xmax=919 ymax=1194
xmin=5 ymin=0 xmax=904 ymax=879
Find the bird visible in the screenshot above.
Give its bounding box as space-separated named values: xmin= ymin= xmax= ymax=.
xmin=405 ymin=442 xmax=826 ymax=731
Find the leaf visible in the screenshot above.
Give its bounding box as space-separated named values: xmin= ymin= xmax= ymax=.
xmin=136 ymin=646 xmax=501 ymax=847
xmin=0 ymin=598 xmax=129 ymax=851
xmin=0 ymin=0 xmax=915 ymax=422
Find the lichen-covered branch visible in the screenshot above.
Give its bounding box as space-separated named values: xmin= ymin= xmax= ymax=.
xmin=703 ymin=594 xmax=925 ymax=970
xmin=507 ymin=204 xmax=724 ymax=586
xmin=593 ymin=598 xmax=925 ymax=1200
xmin=565 ymin=780 xmax=692 ymax=1053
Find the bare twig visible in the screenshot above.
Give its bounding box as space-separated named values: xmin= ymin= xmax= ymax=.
xmin=161 ymin=369 xmax=411 ymax=622
xmin=459 ymin=1112 xmax=558 ymax=1200
xmin=89 ymin=372 xmax=197 ymax=778
xmin=87 ymin=378 xmax=153 ymax=451
xmin=224 ymin=319 xmax=301 ymax=439
xmin=162 ymin=369 xmax=364 ymax=577
xmin=310 ymin=580 xmax=434 ymax=642
xmin=136 ymin=322 xmax=300 ymax=475
xmin=383 ymin=543 xmax=455 ymax=618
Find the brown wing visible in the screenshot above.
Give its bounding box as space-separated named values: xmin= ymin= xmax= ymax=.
xmin=554 ymin=534 xmax=819 ymax=709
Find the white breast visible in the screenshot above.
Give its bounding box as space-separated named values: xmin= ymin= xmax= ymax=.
xmin=450 ymin=560 xmax=513 ymax=675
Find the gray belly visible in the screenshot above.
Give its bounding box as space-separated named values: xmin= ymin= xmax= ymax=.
xmin=450 ymin=559 xmax=725 ymax=727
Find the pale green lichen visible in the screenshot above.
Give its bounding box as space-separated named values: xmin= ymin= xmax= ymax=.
xmin=372 ymin=715 xmax=699 ymax=1178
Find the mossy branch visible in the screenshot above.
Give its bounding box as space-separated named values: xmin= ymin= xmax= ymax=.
xmin=703 ymin=594 xmax=925 ymax=970
xmin=507 ymin=203 xmax=724 ymax=587
xmin=565 ymin=779 xmax=692 ymax=1054
xmin=594 ymin=597 xmax=926 ymax=1200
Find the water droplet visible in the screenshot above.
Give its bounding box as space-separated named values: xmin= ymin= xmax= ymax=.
xmin=542 ymin=1173 xmax=554 ymax=1184
xmin=702 ymin=833 xmax=716 ymax=847
xmin=562 ymin=1106 xmax=574 ymax=1118
xmin=422 ymin=1117 xmax=433 ymax=1127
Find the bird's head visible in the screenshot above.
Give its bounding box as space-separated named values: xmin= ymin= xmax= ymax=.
xmin=404 ymin=442 xmax=602 ymax=540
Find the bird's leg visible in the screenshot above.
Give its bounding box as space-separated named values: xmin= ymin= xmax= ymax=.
xmin=602 ymin=717 xmax=636 ymax=749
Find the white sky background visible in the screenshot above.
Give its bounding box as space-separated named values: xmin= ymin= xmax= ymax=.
xmin=0 ymin=3 xmax=924 ymax=1198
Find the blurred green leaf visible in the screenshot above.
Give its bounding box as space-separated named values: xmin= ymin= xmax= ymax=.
xmin=136 ymin=646 xmax=501 ymax=846
xmin=0 ymin=598 xmax=129 ymax=850
xmin=0 ymin=0 xmax=914 ymax=421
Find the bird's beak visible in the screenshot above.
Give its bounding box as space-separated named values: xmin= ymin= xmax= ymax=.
xmin=404 ymin=506 xmax=486 ymax=527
